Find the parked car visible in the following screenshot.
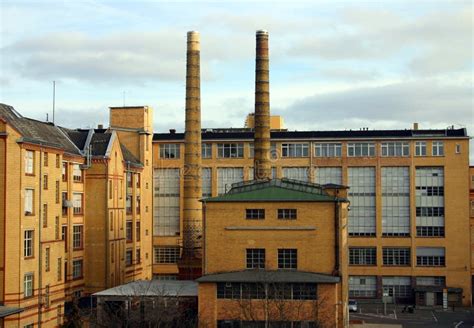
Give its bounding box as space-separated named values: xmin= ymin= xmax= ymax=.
xmin=348 ymin=299 xmax=358 ymax=312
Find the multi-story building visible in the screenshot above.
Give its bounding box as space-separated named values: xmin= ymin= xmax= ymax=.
xmin=152 ymin=121 xmax=472 ymax=306
xmin=469 ymin=166 xmax=474 ymax=304
xmin=197 ymin=178 xmax=349 ymax=327
xmin=0 ymin=104 xmax=153 ymax=327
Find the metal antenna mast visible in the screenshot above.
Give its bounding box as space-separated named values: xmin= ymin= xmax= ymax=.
xmin=52 ymin=81 xmax=56 ymax=124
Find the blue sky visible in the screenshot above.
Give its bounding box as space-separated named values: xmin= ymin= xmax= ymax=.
xmin=1 ymin=0 xmax=472 ymax=160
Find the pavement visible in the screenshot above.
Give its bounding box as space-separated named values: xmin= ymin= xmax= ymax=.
xmin=350 ymin=303 xmax=474 ymax=328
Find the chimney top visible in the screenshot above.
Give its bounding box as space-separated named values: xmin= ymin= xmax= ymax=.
xmin=97 ymin=124 xmax=103 ymax=129
xmin=187 ymin=31 xmax=200 ymax=51
xmin=256 ymin=30 xmax=268 ymax=35
xmin=413 ymin=123 xmax=419 ymax=130
xmin=169 ymin=129 xmax=176 ymax=134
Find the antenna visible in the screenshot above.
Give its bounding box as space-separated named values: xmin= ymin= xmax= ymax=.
xmin=52 ymin=81 xmax=56 ymax=124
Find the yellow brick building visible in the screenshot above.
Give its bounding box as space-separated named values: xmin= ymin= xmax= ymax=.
xmin=197 ymin=179 xmax=349 ymax=328
xmin=0 ymin=104 xmax=153 ymax=327
xmin=152 ymin=124 xmax=472 ymax=307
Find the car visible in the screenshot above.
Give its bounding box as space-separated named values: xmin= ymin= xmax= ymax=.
xmin=348 ymin=299 xmax=358 ymax=312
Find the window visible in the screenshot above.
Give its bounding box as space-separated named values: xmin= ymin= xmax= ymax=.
xmin=202 ymin=143 xmax=212 ymax=158
xmin=381 ymin=142 xmax=410 ymax=157
xmin=245 ymin=209 xmax=265 ymax=220
xmin=73 ymin=225 xmax=83 ymax=249
xmin=382 ymin=167 xmax=410 ymax=237
xmin=315 ymin=167 xmax=342 ymax=185
xmin=455 ymin=144 xmax=461 ymax=154
xmin=349 ymin=276 xmax=377 ymax=298
xmin=43 ymin=174 xmax=48 ymax=190
xmin=72 ymin=259 xmax=83 ymax=279
xmin=62 ymin=192 xmax=68 ymax=216
xmin=217 ymin=143 xmax=244 ymax=158
xmin=160 ymin=144 xmax=180 ymax=159
xmin=248 ymin=143 xmax=254 ymax=158
xmin=56 ymin=154 xmax=60 ymax=168
xmin=126 ymin=172 xmax=133 ymax=188
xmin=432 ymin=141 xmax=444 ymax=156
xmin=217 ymin=167 xmax=243 ymax=195
xmin=416 ymin=247 xmax=445 ymax=266
xmin=281 ymin=143 xmax=309 ymax=157
xmin=126 ymin=195 xmax=132 ymax=214
xmin=278 ymin=249 xmax=297 ymax=269
xmin=246 ymin=249 xmax=265 ymax=269
xmin=55 ymin=180 xmax=60 ymax=203
xmin=136 ymin=196 xmax=141 ymax=214
xmin=278 ymin=209 xmax=297 ymax=220
xmin=136 ymin=221 xmax=141 ymax=242
xmin=136 ymin=249 xmax=141 ymax=264
xmin=73 ymin=193 xmax=83 ymax=215
xmin=24 ymin=273 xmax=34 ymax=298
xmin=44 ymin=152 xmax=49 ymax=167
xmin=55 ymin=216 xmax=60 ymax=240
xmin=383 ymin=248 xmax=410 ymax=266
xmin=347 ymin=143 xmax=375 ymax=157
xmin=62 ymin=162 xmax=68 ymax=181
xmin=126 ymin=249 xmax=133 ymax=266
xmin=154 ymin=247 xmax=180 ymax=264
xmin=415 ymin=141 xmax=426 ymax=156
xmin=416 ymin=276 xmax=445 ymax=286
xmin=57 ymin=258 xmax=62 ymax=281
xmin=62 ymin=226 xmax=68 ymax=252
xmin=349 ymin=247 xmax=376 ymax=266
xmin=136 ymin=173 xmax=140 ymax=188
xmin=154 ymin=168 xmax=180 ymax=236
xmin=25 ymin=189 xmax=34 ymax=215
xmin=44 ymin=284 xmax=50 ymax=308
xmin=216 ymin=282 xmax=316 ymax=300
xmin=24 ymin=230 xmax=34 ymax=257
xmin=416 ymin=167 xmax=445 ymax=237
xmin=72 ymin=164 xmax=82 ymax=182
xmin=42 ymin=203 xmax=48 ymax=228
xmin=109 ymin=180 xmax=113 ymax=199
xmin=25 ymin=150 xmax=34 ymax=174
xmin=348 ymin=167 xmax=376 ymax=236
xmin=45 ymin=247 xmax=50 ymax=272
xmin=382 ymin=276 xmax=412 ymax=299
xmin=282 ymin=167 xmax=310 ymax=182
xmin=126 ymin=221 xmax=133 ymax=242
xmin=314 ymin=143 xmax=342 ymax=157
xmin=202 ymin=167 xmax=212 ymax=197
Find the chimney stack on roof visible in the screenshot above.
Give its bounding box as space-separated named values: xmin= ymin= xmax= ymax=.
xmin=253 ymin=30 xmax=272 ymax=180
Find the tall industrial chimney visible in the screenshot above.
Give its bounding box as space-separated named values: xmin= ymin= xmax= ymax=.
xmin=180 ymin=31 xmax=202 ymax=279
xmin=254 ymin=30 xmax=272 ymax=180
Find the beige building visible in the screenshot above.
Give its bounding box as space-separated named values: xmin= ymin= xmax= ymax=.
xmin=0 ymin=104 xmax=153 ymax=327
xmin=197 ymin=179 xmax=349 ymax=327
xmin=152 ymin=124 xmax=472 ymax=307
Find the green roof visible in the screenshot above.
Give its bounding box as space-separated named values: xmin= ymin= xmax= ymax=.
xmin=202 ymin=178 xmax=346 ymax=202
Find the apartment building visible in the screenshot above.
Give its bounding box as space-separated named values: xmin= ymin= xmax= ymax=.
xmin=152 ymin=123 xmax=472 ymax=306
xmin=197 ymin=179 xmax=349 ymax=327
xmin=0 ymin=104 xmax=152 ymax=327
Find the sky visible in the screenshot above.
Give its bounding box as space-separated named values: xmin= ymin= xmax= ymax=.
xmin=1 ymin=0 xmax=473 ymax=161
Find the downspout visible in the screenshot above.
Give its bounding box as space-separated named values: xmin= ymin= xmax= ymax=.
xmin=105 ymin=159 xmax=109 ymax=289
xmin=202 ymin=201 xmax=206 ymax=274
xmin=2 ymin=136 xmax=7 ymax=309
xmin=38 ymin=148 xmax=43 ymax=327
xmin=334 ymin=199 xmax=340 ymax=276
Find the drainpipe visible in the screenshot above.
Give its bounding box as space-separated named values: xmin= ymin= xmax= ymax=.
xmin=105 ymin=159 xmax=109 ymax=289
xmin=334 ymin=200 xmax=340 ymax=276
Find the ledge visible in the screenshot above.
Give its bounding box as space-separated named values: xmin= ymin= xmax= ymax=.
xmin=225 ymin=226 xmax=316 ymax=231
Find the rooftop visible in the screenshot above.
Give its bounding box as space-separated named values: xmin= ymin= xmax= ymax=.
xmin=0 ymin=306 xmax=24 ymax=318
xmin=197 ymin=270 xmax=340 ymax=284
xmin=154 ymin=127 xmax=467 ymax=141
xmin=93 ymin=280 xmax=198 ymax=297
xmin=202 ymin=178 xmax=347 ymax=202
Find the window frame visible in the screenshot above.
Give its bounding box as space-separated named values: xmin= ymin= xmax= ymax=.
xmin=278 ymin=249 xmax=297 ymax=269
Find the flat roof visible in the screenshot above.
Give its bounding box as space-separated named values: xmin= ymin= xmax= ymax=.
xmin=93 ymin=280 xmax=198 ymax=297
xmin=197 ymin=270 xmax=340 ymax=284
xmin=154 ymin=128 xmax=467 ymax=141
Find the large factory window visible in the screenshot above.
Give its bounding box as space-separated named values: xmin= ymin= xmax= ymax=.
xmin=217 ymin=167 xmax=243 ymax=195
xmin=217 ymin=143 xmax=244 ymax=158
xmin=348 ymin=167 xmax=376 ymax=236
xmin=315 ymin=167 xmax=342 ymax=185
xmin=153 ymin=169 xmax=180 ymax=236
xmin=314 ymin=143 xmax=342 ymax=157
xmin=381 ymin=142 xmax=410 ymax=157
xmin=382 ymin=167 xmax=410 ymax=236
xmin=347 ymin=143 xmax=376 ymax=157
xmin=201 ymin=143 xmax=212 ymax=159
xmin=281 ymin=143 xmax=309 ymax=157
xmin=202 ymin=167 xmax=212 ymax=197
xmin=415 ymin=167 xmax=445 ymax=237
xmin=282 ymin=167 xmax=310 ymax=182
xmin=349 ymin=276 xmax=377 ymax=298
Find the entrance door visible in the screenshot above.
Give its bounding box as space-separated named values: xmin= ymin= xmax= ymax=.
xmin=426 ymin=292 xmax=435 ymax=306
